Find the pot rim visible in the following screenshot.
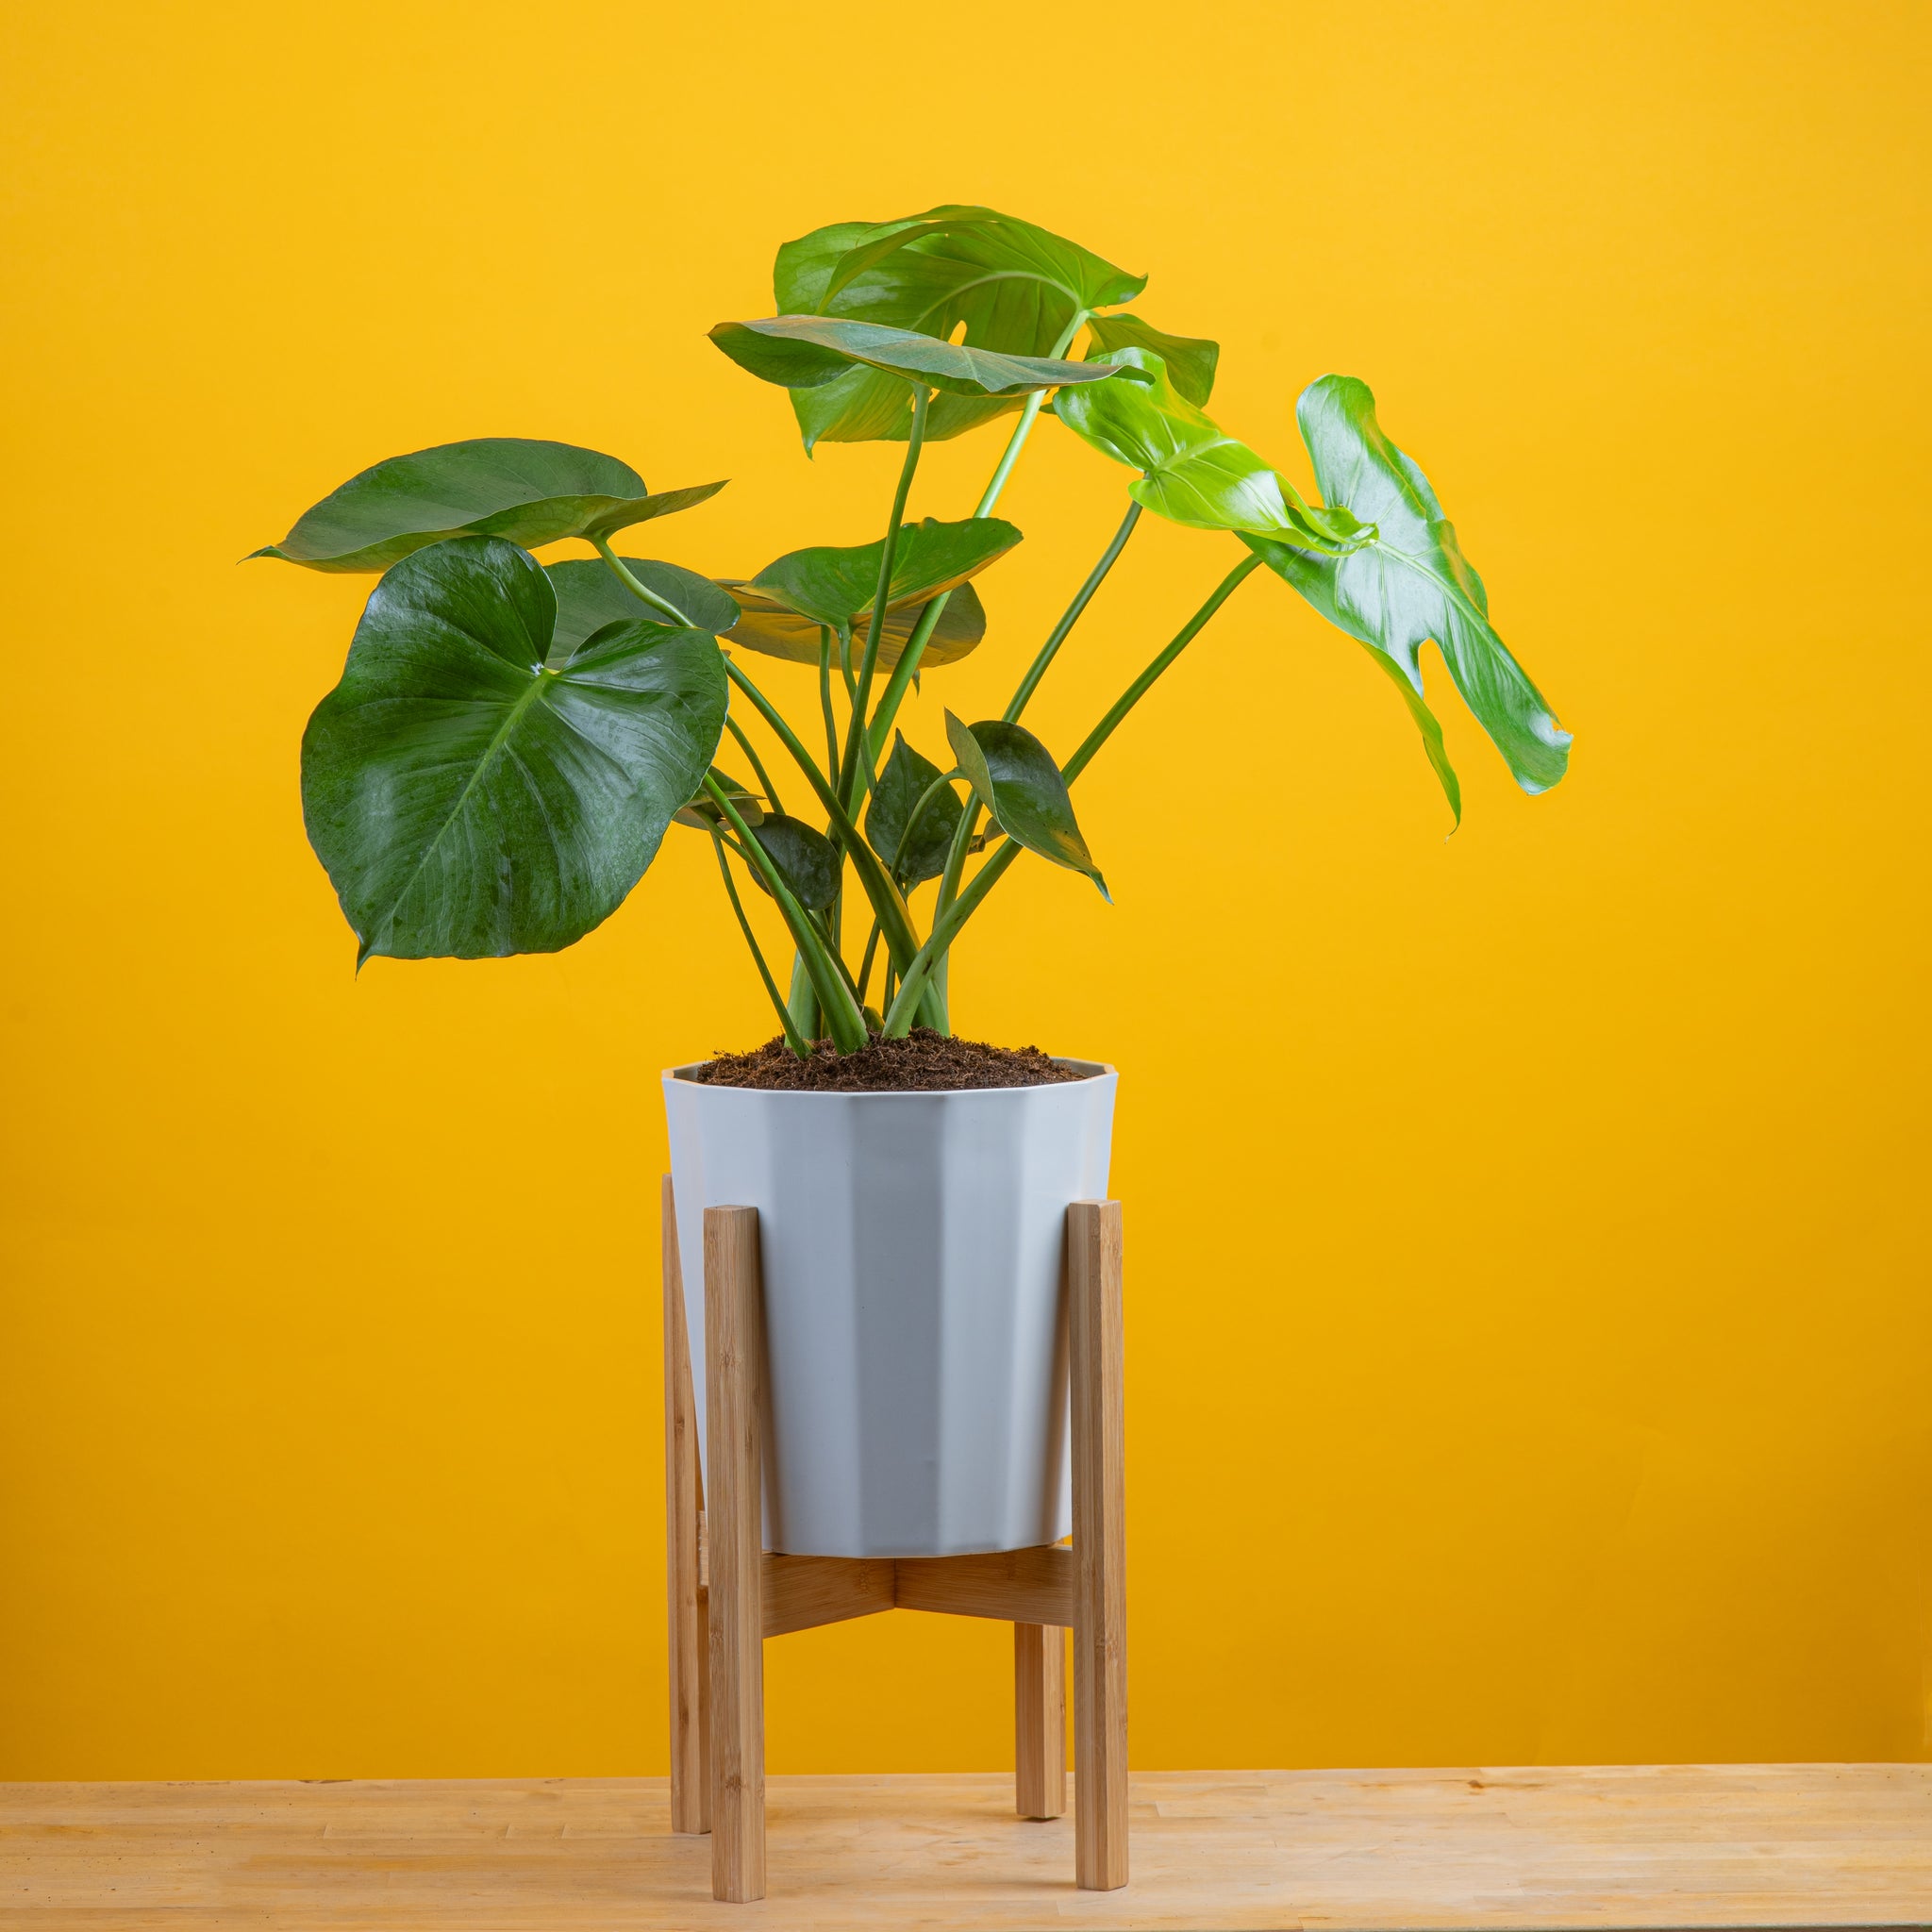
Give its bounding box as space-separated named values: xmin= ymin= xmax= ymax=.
xmin=663 ymin=1056 xmax=1114 ymax=1094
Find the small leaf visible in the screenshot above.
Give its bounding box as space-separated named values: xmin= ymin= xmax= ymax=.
xmin=674 ymin=771 xmax=764 ymax=831
xmin=254 ymin=439 xmax=726 ymax=574
xmin=708 ymin=315 xmax=1124 ymax=402
xmin=748 ymin=517 xmax=1021 ymax=633
xmin=944 ymin=712 xmax=1107 ymax=897
xmin=546 ymin=557 xmax=741 ymax=665
xmin=301 ymin=537 xmax=727 ymax=959
xmin=745 ymin=814 xmax=841 ymax=913
xmin=866 ymin=734 xmax=963 ymax=884
xmin=720 ymin=577 xmax=987 ymax=669
xmin=1086 ymin=311 xmax=1220 ymax=405
xmin=1245 ymin=375 xmax=1570 ymax=796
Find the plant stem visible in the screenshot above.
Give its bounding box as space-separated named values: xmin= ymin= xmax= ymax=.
xmin=1005 ymin=501 xmax=1141 ymax=724
xmin=591 ymin=540 xmax=691 ymax=625
xmin=723 ymin=714 xmax=783 ymax=817
xmin=817 ymin=627 xmax=840 ymax=778
xmin=711 ymin=832 xmax=808 ymax=1055
xmin=855 ymin=919 xmax=883 ymax=1007
xmin=840 ymin=386 xmax=930 ymax=813
xmin=882 ymin=838 xmax=1018 ymax=1036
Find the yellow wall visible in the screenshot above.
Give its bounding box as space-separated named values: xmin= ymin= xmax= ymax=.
xmin=3 ymin=0 xmax=1927 ymax=1778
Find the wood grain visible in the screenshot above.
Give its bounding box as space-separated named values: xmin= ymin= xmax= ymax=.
xmin=763 ymin=1553 xmax=895 ymax=1638
xmin=4 ymin=1765 xmax=1924 ymax=1928
xmin=1071 ymin=1197 xmax=1128 ymax=1891
xmin=1014 ymin=1621 xmax=1067 ymax=1820
xmin=702 ymin=1204 xmax=765 ymax=1903
xmin=893 ymin=1544 xmax=1074 ymax=1626
xmin=658 ymin=1177 xmax=708 ymax=1836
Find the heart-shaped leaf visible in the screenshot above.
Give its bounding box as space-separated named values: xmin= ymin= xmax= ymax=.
xmin=776 ymin=206 xmax=1147 ymax=448
xmin=749 ymin=517 xmax=1020 ymax=633
xmin=944 ymin=712 xmax=1107 ymax=898
xmin=1245 ymin=375 xmax=1571 ymax=796
xmin=720 ymin=578 xmax=988 ymax=669
xmin=1085 ymin=311 xmax=1220 ymax=405
xmin=1056 ymin=349 xmax=1340 ymax=542
xmin=254 ymin=439 xmax=727 ymax=574
xmin=744 ymin=815 xmax=841 ymax=912
xmin=546 ymin=557 xmax=741 ymax=665
xmin=674 ymin=770 xmax=764 ymax=831
xmin=865 ymin=734 xmax=964 ymax=884
xmin=301 ymin=536 xmax=727 ymax=959
xmin=708 ymin=315 xmax=1124 ymax=405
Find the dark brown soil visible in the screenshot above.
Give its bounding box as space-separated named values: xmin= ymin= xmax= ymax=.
xmin=691 ymin=1027 xmax=1087 ymax=1092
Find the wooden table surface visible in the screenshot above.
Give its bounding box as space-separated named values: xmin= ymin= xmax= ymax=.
xmin=3 ymin=1764 xmax=1926 ymax=1929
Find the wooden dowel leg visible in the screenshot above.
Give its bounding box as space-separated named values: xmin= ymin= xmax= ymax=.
xmin=1069 ymin=1200 xmax=1127 ymax=1890
xmin=705 ymin=1206 xmax=767 ymax=1903
xmin=662 ymin=1179 xmax=710 ymax=1835
xmin=1014 ymin=1623 xmax=1067 ymax=1820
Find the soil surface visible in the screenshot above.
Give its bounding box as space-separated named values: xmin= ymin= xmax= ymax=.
xmin=691 ymin=1028 xmax=1088 ymax=1092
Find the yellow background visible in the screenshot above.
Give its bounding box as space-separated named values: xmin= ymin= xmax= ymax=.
xmin=3 ymin=1 xmax=1927 ymax=1778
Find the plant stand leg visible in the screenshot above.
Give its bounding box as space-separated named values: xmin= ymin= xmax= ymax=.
xmin=1013 ymin=1623 xmax=1066 ymax=1820
xmin=1070 ymin=1200 xmax=1127 ymax=1890
xmin=704 ymin=1205 xmax=767 ymax=1904
xmin=662 ymin=1179 xmax=709 ymax=1835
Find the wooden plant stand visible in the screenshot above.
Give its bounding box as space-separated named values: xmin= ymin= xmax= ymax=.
xmin=661 ymin=1178 xmax=1127 ymax=1905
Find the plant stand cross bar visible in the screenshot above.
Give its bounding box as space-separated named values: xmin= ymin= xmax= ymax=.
xmin=661 ymin=1178 xmax=1128 ymax=1904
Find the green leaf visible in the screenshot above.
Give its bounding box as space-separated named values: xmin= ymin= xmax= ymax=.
xmin=1247 ymin=375 xmax=1571 ymax=796
xmin=745 ymin=814 xmax=841 ymax=912
xmin=720 ymin=577 xmax=987 ymax=669
xmin=1055 ymin=349 xmax=1334 ymax=541
xmin=300 ymin=536 xmax=727 ymax=959
xmin=865 ymin=734 xmax=963 ymax=885
xmin=748 ymin=516 xmax=1020 ymax=633
xmin=253 ymin=439 xmax=727 ymax=574
xmin=1085 ymin=311 xmax=1220 ymax=405
xmin=674 ymin=770 xmax=764 ymax=831
xmin=775 ymin=205 xmax=1146 ymax=449
xmin=944 ymin=711 xmax=1107 ymax=898
xmin=708 ymin=315 xmax=1124 ymax=405
xmin=545 ymin=557 xmax=741 ymax=664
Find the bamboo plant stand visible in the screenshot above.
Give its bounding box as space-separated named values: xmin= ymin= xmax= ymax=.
xmin=662 ymin=1178 xmax=1127 ymax=1905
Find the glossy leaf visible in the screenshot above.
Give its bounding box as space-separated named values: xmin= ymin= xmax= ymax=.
xmin=301 ymin=536 xmax=727 ymax=959
xmin=1085 ymin=311 xmax=1220 ymax=405
xmin=944 ymin=712 xmax=1107 ymax=897
xmin=720 ymin=577 xmax=987 ymax=669
xmin=866 ymin=734 xmax=963 ymax=884
xmin=254 ymin=439 xmax=726 ymax=574
xmin=776 ymin=205 xmax=1146 ymax=448
xmin=674 ymin=770 xmax=764 ymax=831
xmin=1248 ymin=375 xmax=1571 ymax=795
xmin=745 ymin=814 xmax=841 ymax=912
xmin=546 ymin=557 xmax=741 ymax=665
xmin=749 ymin=517 xmax=1021 ymax=632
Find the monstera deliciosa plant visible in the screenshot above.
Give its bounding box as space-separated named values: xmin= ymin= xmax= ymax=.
xmin=259 ymin=204 xmax=1571 ymax=1054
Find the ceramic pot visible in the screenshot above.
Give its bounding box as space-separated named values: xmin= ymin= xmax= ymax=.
xmin=662 ymin=1060 xmax=1116 ymax=1557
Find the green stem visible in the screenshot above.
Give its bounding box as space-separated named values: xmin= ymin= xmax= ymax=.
xmin=710 ymin=832 xmax=808 ymax=1055
xmin=591 ymin=540 xmax=691 ymax=625
xmin=855 ymin=919 xmax=883 ymax=1007
xmin=724 ymin=714 xmax=783 ymax=818
xmin=882 ymin=839 xmax=1019 ymax=1037
xmin=840 ymin=386 xmax=930 ymax=813
xmin=818 ymin=627 xmax=841 ymax=779
xmin=1005 ymin=501 xmax=1141 ymax=724
xmin=704 ymin=774 xmax=866 ymax=1052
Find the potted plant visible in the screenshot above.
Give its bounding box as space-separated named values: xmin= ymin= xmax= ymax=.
xmin=258 ymin=204 xmax=1571 ymax=1559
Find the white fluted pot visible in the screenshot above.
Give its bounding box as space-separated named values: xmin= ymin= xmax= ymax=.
xmin=662 ymin=1060 xmax=1116 ymax=1558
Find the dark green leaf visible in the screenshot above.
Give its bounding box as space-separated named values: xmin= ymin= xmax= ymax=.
xmin=1085 ymin=311 xmax=1220 ymax=405
xmin=745 ymin=814 xmax=841 ymax=913
xmin=546 ymin=557 xmax=741 ymax=664
xmin=254 ymin=439 xmax=726 ymax=574
xmin=775 ymin=205 xmax=1146 ymax=449
xmin=748 ymin=516 xmax=1020 ymax=632
xmin=708 ymin=315 xmax=1123 ymax=405
xmin=674 ymin=770 xmax=764 ymax=831
xmin=944 ymin=711 xmax=1107 ymax=897
xmin=300 ymin=536 xmax=727 ymax=959
xmin=865 ymin=734 xmax=963 ymax=885
xmin=720 ymin=577 xmax=987 ymax=669
xmin=1246 ymin=375 xmax=1570 ymax=795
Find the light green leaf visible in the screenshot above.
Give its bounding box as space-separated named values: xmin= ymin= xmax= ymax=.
xmin=254 ymin=439 xmax=725 ymax=574
xmin=720 ymin=579 xmax=987 ymax=669
xmin=545 ymin=557 xmax=741 ymax=665
xmin=944 ymin=711 xmax=1107 ymax=897
xmin=865 ymin=734 xmax=963 ymax=885
xmin=1085 ymin=311 xmax=1220 ymax=405
xmin=300 ymin=536 xmax=726 ymax=959
xmin=748 ymin=517 xmax=1020 ymax=633
xmin=775 ymin=205 xmax=1146 ymax=448
xmin=1247 ymin=375 xmax=1570 ymax=796
xmin=745 ymin=815 xmax=841 ymax=913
